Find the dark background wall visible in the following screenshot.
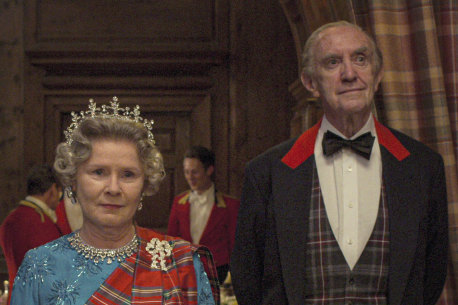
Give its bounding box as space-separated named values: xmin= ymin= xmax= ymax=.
xmin=0 ymin=0 xmax=298 ymax=283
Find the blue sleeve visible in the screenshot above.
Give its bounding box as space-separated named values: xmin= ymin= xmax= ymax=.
xmin=10 ymin=251 xmax=39 ymax=305
xmin=192 ymin=253 xmax=216 ymax=305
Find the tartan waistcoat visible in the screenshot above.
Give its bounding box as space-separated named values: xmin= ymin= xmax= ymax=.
xmin=304 ymin=165 xmax=390 ymax=304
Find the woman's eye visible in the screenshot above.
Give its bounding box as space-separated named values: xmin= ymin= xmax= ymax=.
xmin=123 ymin=171 xmax=136 ymax=178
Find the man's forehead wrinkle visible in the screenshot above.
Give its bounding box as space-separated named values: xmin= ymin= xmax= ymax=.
xmin=316 ymin=43 xmax=371 ymax=60
xmin=320 ymin=52 xmax=340 ymax=62
xmin=352 ymin=46 xmax=372 ymax=59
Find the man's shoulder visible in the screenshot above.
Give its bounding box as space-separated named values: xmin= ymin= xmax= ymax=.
xmin=2 ymin=204 xmax=43 ymax=224
xmin=384 ymin=126 xmax=444 ymax=161
xmin=247 ymin=137 xmax=299 ymax=169
xmin=220 ymin=193 xmax=239 ymax=202
xmin=173 ymin=190 xmax=191 ymax=204
xmin=219 ymin=192 xmax=240 ymax=206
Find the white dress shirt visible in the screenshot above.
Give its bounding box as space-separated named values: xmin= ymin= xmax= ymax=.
xmin=189 ymin=183 xmax=215 ymax=244
xmin=314 ymin=115 xmax=382 ymax=269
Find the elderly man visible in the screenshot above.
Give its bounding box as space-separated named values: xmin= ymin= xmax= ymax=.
xmin=231 ymin=21 xmax=448 ymax=305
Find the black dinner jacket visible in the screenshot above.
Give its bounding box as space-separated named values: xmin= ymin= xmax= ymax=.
xmin=231 ymin=117 xmax=448 ymax=305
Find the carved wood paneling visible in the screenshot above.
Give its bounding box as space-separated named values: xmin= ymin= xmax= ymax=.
xmin=24 ymin=0 xmax=228 ymax=53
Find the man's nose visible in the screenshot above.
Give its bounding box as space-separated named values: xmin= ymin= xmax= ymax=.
xmin=341 ymin=60 xmax=357 ymax=81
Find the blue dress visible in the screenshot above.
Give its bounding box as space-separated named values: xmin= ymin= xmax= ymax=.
xmin=11 ymin=232 xmax=215 ymax=305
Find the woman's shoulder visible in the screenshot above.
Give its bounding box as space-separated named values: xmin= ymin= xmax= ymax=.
xmin=15 ymin=234 xmax=75 ymax=287
xmin=136 ymin=226 xmax=192 ymax=247
xmin=25 ymin=233 xmax=74 ymax=257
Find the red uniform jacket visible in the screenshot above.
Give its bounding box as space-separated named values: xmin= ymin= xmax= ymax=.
xmin=167 ymin=190 xmax=240 ymax=267
xmin=0 ymin=200 xmax=66 ymax=302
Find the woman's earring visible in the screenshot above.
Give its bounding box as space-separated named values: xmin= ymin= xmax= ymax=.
xmin=137 ymin=194 xmax=144 ymax=211
xmin=65 ymin=186 xmax=77 ymax=205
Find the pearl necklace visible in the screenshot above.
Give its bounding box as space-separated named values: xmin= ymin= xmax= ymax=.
xmin=68 ymin=231 xmax=139 ymax=264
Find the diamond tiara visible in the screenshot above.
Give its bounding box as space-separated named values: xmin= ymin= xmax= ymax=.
xmin=64 ymin=96 xmax=155 ymax=145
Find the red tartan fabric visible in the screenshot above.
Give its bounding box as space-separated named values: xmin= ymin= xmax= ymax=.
xmin=86 ymin=226 xmax=219 ymax=305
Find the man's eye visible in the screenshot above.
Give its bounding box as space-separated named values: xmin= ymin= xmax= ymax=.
xmin=355 ymin=55 xmax=367 ymax=64
xmin=93 ymin=169 xmax=104 ymax=175
xmin=324 ymin=58 xmax=340 ymax=68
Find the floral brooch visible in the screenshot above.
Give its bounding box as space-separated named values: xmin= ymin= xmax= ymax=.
xmin=146 ymin=238 xmax=173 ymax=271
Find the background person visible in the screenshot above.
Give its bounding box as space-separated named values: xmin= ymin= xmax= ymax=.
xmin=0 ymin=164 xmax=63 ymax=304
xmin=231 ymin=21 xmax=448 ymax=305
xmin=10 ymin=98 xmax=219 ymax=305
xmin=168 ymin=146 xmax=240 ymax=284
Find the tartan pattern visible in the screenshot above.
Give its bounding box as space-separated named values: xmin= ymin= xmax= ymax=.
xmin=194 ymin=247 xmax=221 ymax=304
xmin=304 ymin=164 xmax=389 ymax=304
xmin=351 ymin=1 xmax=457 ymax=303
xmin=86 ymin=227 xmax=220 ymax=305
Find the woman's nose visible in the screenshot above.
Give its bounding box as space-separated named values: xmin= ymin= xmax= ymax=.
xmin=106 ymin=175 xmax=121 ymax=194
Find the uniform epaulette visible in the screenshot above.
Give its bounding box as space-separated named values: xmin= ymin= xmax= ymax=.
xmin=177 ymin=190 xmax=191 ymax=205
xmin=221 ymin=193 xmax=238 ymax=200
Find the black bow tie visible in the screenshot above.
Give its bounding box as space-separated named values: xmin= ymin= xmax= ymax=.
xmin=322 ymin=131 xmax=375 ymax=160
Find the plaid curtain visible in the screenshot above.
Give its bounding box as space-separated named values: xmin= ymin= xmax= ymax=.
xmin=351 ymin=0 xmax=457 ymax=304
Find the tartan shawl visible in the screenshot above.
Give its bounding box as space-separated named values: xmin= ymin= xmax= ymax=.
xmin=86 ymin=226 xmax=220 ymax=305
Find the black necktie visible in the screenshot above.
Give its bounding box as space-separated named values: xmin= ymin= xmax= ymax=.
xmin=322 ymin=131 xmax=375 ymax=160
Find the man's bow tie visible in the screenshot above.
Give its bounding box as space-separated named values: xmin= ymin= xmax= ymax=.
xmin=322 ymin=131 xmax=375 ymax=160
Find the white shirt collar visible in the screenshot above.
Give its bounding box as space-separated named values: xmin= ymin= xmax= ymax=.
xmin=189 ymin=183 xmax=215 ymax=206
xmin=320 ymin=115 xmax=375 ymax=140
xmin=25 ymin=195 xmax=57 ymax=223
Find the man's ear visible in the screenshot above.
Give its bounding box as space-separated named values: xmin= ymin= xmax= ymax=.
xmin=301 ymin=72 xmax=320 ymax=98
xmin=206 ymin=165 xmax=214 ymax=177
xmin=43 ymin=183 xmax=57 ymax=203
xmin=374 ymin=66 xmax=384 ymax=92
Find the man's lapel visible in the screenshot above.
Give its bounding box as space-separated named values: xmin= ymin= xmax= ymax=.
xmin=275 ymin=158 xmax=315 ymax=303
xmin=375 ymin=122 xmax=418 ymax=305
xmin=278 ymin=122 xmax=319 ymax=303
xmin=278 ymin=117 xmax=417 ymax=304
xmin=199 ymin=192 xmax=226 ymax=241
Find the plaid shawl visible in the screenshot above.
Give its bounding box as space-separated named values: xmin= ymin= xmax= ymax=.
xmin=86 ymin=226 xmax=220 ymax=304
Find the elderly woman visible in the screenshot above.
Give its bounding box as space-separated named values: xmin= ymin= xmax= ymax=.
xmin=10 ymin=97 xmax=219 ymax=305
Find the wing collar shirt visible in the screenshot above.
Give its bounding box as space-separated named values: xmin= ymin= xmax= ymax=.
xmin=25 ymin=195 xmax=57 ymax=223
xmin=314 ymin=115 xmax=382 ymax=269
xmin=189 ymin=183 xmax=215 ymax=244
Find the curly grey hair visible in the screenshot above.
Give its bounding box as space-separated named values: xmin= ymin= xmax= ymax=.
xmin=54 ymin=117 xmax=165 ymax=196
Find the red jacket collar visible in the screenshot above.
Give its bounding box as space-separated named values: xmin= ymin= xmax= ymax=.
xmin=281 ymin=116 xmax=410 ymax=169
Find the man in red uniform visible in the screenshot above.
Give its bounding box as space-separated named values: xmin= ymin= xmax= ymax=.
xmin=168 ymin=146 xmax=240 ymax=284
xmin=0 ymin=165 xmax=65 ymax=303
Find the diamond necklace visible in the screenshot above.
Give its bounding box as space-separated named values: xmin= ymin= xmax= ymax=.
xmin=68 ymin=231 xmax=139 ymax=264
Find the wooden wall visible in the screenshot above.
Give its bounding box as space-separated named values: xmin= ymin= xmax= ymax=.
xmin=0 ymin=0 xmax=297 ymax=283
